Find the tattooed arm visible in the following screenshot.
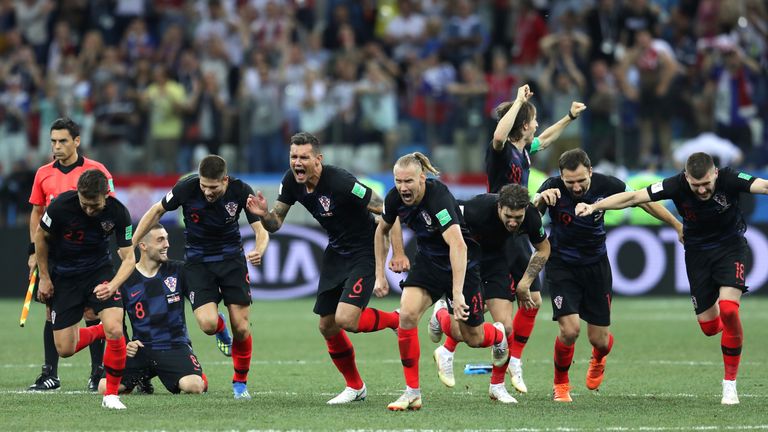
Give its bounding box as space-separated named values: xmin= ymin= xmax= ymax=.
xmin=367 ymin=190 xmax=384 ymax=215
xmin=516 ymin=238 xmax=551 ymax=309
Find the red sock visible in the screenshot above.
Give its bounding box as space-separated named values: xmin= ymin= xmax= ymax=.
xmin=75 ymin=324 xmax=105 ymax=353
xmin=398 ymin=327 xmax=420 ymax=389
xmin=592 ymin=333 xmax=614 ymax=362
xmin=480 ymin=322 xmax=504 ymax=347
xmin=719 ymin=300 xmax=742 ymax=381
xmin=356 ymin=308 xmax=399 ymax=332
xmin=491 ymin=357 xmax=510 ymax=385
xmin=443 ymin=336 xmax=458 ymax=352
xmin=437 ymin=308 xmax=452 ymax=336
xmin=201 ymin=373 xmax=208 ymax=392
xmin=326 ymin=330 xmax=363 ymax=389
xmin=216 ymin=315 xmax=226 ymax=334
xmin=232 ymin=335 xmax=252 ymax=383
xmin=511 ymin=307 xmax=538 ymax=358
xmin=103 ymin=337 xmax=126 ymax=396
xmin=554 ymin=337 xmax=575 ymax=385
xmin=698 ymin=316 xmax=723 ymax=336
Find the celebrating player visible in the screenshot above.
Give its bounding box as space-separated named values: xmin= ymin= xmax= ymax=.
xmin=533 ymin=149 xmax=681 ymax=402
xmin=98 ymin=224 xmax=206 ymax=395
xmin=480 ymin=83 xmax=586 ymax=391
xmin=375 ymin=152 xmax=508 ymax=411
xmin=575 ymin=152 xmax=768 ymax=404
xmin=247 ymin=132 xmax=400 ymax=405
xmin=35 ymin=169 xmax=135 ymax=409
xmin=28 ymin=117 xmax=114 ymax=391
xmin=426 ymin=184 xmax=550 ymax=402
xmin=132 ymin=155 xmax=269 ymax=399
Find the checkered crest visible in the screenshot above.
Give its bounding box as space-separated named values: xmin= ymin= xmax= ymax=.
xmin=319 ymin=195 xmax=331 ymax=212
xmin=164 ymin=276 xmax=177 ymax=292
xmin=554 ymin=295 xmax=563 ymax=309
xmin=101 ymin=221 xmax=115 ymax=232
xmin=225 ymin=201 xmax=238 ymax=217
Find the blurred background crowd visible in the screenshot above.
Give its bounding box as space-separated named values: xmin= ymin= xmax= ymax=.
xmin=0 ymin=0 xmax=767 ymax=225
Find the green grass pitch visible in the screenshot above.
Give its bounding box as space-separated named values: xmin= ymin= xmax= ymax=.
xmin=1 ymin=296 xmax=766 ymax=431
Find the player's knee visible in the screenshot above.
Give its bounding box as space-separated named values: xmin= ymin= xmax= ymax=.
xmin=335 ymin=314 xmax=358 ymax=333
xmin=698 ymin=318 xmax=723 ymax=336
xmin=588 ymin=334 xmax=609 ymax=351
xmin=103 ymin=326 xmax=123 ymax=340
xmin=180 ymin=376 xmax=205 ymax=394
xmin=199 ymin=319 xmax=218 ymax=335
xmin=231 ymin=322 xmax=250 ymax=340
xmin=57 ymin=345 xmax=76 ymax=358
xmin=398 ymin=309 xmax=420 ymax=328
xmin=560 ymin=328 xmax=579 ymax=345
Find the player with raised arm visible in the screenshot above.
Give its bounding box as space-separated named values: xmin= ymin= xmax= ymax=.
xmin=533 ymin=149 xmax=682 ymax=402
xmin=35 ymin=169 xmax=135 ymax=409
xmin=132 ymin=155 xmax=269 ymax=400
xmin=427 ymin=183 xmax=550 ymax=402
xmin=575 ymin=152 xmax=768 ymax=404
xmin=247 ymin=132 xmax=400 ymax=405
xmin=375 ymin=152 xmax=508 ymax=411
xmin=98 ymin=224 xmax=207 ymax=395
xmin=27 ymin=117 xmax=115 ymax=392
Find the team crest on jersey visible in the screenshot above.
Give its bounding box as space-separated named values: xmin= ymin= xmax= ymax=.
xmin=554 ymin=295 xmax=563 ymax=309
xmin=164 ymin=276 xmax=177 ymax=292
xmin=319 ymin=195 xmax=331 ymax=212
xmin=420 ymin=210 xmax=432 ymax=225
xmin=101 ymin=220 xmax=115 ymax=232
xmin=225 ymin=201 xmax=238 ymax=217
xmin=712 ymin=193 xmax=730 ymax=211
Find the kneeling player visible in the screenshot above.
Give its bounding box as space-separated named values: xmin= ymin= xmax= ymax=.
xmin=99 ymin=224 xmax=206 ymax=395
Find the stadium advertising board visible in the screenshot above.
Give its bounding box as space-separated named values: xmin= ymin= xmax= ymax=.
xmin=236 ymin=224 xmax=766 ymax=299
xmin=2 ymin=224 xmax=765 ymax=298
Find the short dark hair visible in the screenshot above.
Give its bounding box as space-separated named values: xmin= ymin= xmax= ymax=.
xmin=50 ymin=117 xmax=80 ymax=139
xmin=199 ymin=155 xmax=227 ymax=180
xmin=290 ymin=132 xmax=321 ymax=154
xmin=142 ymin=223 xmax=166 ymax=242
xmin=497 ymin=184 xmax=530 ymax=210
xmin=559 ymin=149 xmax=592 ymax=172
xmin=77 ymin=169 xmax=109 ymax=199
xmin=496 ymin=101 xmax=536 ymax=142
xmin=685 ymin=152 xmax=715 ymax=179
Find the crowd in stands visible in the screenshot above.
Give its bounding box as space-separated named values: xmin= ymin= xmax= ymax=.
xmin=1 ymin=0 xmax=767 ymax=226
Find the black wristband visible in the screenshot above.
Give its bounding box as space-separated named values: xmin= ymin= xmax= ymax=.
xmin=28 ymin=242 xmax=35 ymax=255
xmin=568 ymin=110 xmax=577 ymax=120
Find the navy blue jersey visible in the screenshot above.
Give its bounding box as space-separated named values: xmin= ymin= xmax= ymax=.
xmin=121 ymin=260 xmax=191 ymax=350
xmin=161 ymin=176 xmax=259 ymax=263
xmin=39 ymin=191 xmax=132 ymax=276
xmin=383 ymin=178 xmax=479 ymax=271
xmin=647 ymin=168 xmax=756 ymax=251
xmin=461 ymin=193 xmax=546 ymax=261
xmin=538 ymin=173 xmax=627 ymax=264
xmin=277 ymin=165 xmax=375 ymax=255
xmin=485 ymin=138 xmax=542 ymax=193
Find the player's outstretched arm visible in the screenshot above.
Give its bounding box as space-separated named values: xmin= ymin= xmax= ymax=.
xmin=442 ymin=225 xmax=469 ymax=321
xmin=96 ymin=245 xmax=137 ymax=301
xmin=750 ymin=178 xmax=768 ymax=195
xmin=536 ymin=101 xmax=586 ymax=151
xmin=517 ymin=238 xmax=550 ymax=309
xmin=492 ymin=84 xmax=533 ymax=151
xmin=373 ymin=219 xmax=393 ymax=297
xmin=638 ymin=201 xmax=683 ymax=242
xmin=575 ymin=189 xmax=652 ymax=216
xmin=248 ymin=192 xmax=290 ymax=233
xmin=133 ymin=202 xmax=167 ymax=247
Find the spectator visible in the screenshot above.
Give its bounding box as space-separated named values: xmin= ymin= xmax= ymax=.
xmin=0 ymin=74 xmax=29 ymax=170
xmin=242 ymin=62 xmax=285 ymax=173
xmin=357 ymin=59 xmax=398 ymax=167
xmin=141 ymin=65 xmax=187 ymax=173
xmin=443 ymin=0 xmax=487 ymax=68
xmin=384 ymin=0 xmax=426 ymax=64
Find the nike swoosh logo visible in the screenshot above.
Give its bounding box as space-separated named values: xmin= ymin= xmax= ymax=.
xmin=130 ymin=291 xmax=141 ymax=298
